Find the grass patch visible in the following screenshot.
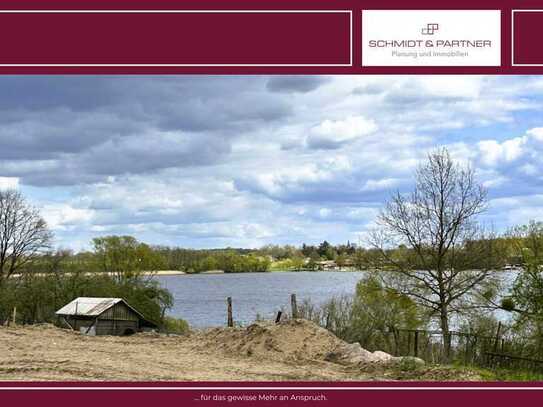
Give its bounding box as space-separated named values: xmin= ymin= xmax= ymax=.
xmin=476 ymin=368 xmax=543 ymax=381
xmin=444 ymin=361 xmax=543 ymax=381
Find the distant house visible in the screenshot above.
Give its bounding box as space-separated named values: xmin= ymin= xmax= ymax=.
xmin=316 ymin=260 xmax=338 ymax=270
xmin=56 ymin=297 xmax=157 ymax=336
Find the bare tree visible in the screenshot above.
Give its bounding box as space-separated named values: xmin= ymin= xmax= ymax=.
xmin=370 ymin=148 xmax=500 ymax=359
xmin=0 ymin=190 xmax=52 ymax=286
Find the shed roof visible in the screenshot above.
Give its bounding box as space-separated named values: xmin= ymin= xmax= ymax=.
xmin=55 ymin=297 xmax=146 ymax=320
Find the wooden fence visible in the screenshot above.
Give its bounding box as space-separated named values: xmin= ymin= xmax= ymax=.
xmin=484 ymin=352 xmax=543 ymax=373
xmin=225 ymin=293 xmax=299 ymax=327
xmin=221 ymin=293 xmax=543 ymax=374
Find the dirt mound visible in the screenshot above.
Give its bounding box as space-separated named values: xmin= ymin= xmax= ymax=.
xmin=201 ymin=319 xmax=343 ymax=362
xmin=199 ymin=319 xmax=424 ymax=367
xmin=0 ymin=323 xmax=391 ymax=381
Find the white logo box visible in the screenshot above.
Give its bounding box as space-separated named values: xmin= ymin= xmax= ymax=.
xmin=362 ymin=10 xmax=501 ymax=66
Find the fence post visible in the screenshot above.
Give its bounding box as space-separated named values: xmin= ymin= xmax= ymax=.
xmin=291 ymin=294 xmax=298 ymax=319
xmin=393 ymin=328 xmax=399 ymax=356
xmin=465 ymin=334 xmax=470 ymax=363
xmin=227 ymin=297 xmax=233 ymax=327
xmin=12 ymin=307 xmax=17 ymax=326
xmin=493 ymin=322 xmax=502 ymax=353
xmin=275 ymin=311 xmax=282 ymax=324
xmin=414 ymin=330 xmax=419 ymax=358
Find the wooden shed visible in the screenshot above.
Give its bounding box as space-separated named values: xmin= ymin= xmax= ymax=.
xmin=55 ymin=297 xmax=157 ymax=336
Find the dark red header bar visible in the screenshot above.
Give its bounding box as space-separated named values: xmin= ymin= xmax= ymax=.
xmin=0 ymin=0 xmax=543 ymax=74
xmin=513 ymin=10 xmax=543 ymax=66
xmin=0 ymin=1 xmax=541 ymax=73
xmin=0 ymin=10 xmax=351 ymax=66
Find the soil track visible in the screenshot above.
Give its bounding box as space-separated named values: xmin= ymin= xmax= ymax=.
xmin=0 ymin=321 xmax=482 ymax=381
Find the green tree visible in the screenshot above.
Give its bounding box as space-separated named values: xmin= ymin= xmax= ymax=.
xmin=504 ymin=221 xmax=543 ymax=316
xmin=349 ymin=275 xmax=425 ymax=350
xmin=290 ymin=253 xmax=306 ymax=271
xmin=318 ymin=241 xmax=337 ymax=260
xmin=504 ymin=221 xmax=543 ymax=356
xmin=336 ymin=253 xmax=349 ymax=269
xmin=92 ymin=236 xmax=165 ymax=282
xmin=306 ymin=252 xmax=321 ymax=271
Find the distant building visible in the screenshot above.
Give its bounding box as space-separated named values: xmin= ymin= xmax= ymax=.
xmin=55 ymin=297 xmax=157 ymax=336
xmin=316 ymin=260 xmax=338 ymax=270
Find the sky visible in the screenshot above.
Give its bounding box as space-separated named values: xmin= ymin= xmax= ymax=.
xmin=0 ymin=75 xmax=542 ymax=251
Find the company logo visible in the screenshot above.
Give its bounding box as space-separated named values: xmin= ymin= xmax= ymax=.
xmin=362 ymin=10 xmax=501 ymax=67
xmin=421 ymin=23 xmax=439 ymax=35
xmin=367 ymin=19 xmax=492 ymax=49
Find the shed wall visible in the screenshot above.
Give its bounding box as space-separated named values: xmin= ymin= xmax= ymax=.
xmin=96 ymin=319 xmax=139 ymax=336
xmin=98 ymin=302 xmax=139 ymax=321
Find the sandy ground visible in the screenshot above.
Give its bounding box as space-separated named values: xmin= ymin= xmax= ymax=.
xmin=0 ymin=321 xmax=482 ymax=381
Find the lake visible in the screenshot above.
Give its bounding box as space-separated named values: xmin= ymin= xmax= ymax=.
xmin=156 ymin=271 xmax=365 ymax=328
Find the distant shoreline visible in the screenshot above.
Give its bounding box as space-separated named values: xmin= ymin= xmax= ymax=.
xmin=9 ymin=269 xmax=372 ymax=279
xmin=11 ymin=268 xmax=513 ymax=279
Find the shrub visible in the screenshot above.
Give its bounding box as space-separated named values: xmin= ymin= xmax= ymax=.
xmin=298 ymin=276 xmax=426 ymax=353
xmin=162 ymin=316 xmax=190 ymax=334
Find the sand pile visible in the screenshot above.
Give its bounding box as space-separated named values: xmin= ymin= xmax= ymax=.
xmin=200 ymin=319 xmax=424 ymax=367
xmin=201 ymin=319 xmax=343 ymax=362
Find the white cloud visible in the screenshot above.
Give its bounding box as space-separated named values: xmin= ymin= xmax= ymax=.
xmin=477 ymin=138 xmax=525 ymax=166
xmin=476 ymin=128 xmax=543 ymax=173
xmin=0 ymin=176 xmax=19 ymax=189
xmin=527 ymin=127 xmax=543 ymax=141
xmin=41 ymin=203 xmax=94 ymax=231
xmin=362 ymin=178 xmax=400 ymax=191
xmin=307 ymin=115 xmax=378 ymax=149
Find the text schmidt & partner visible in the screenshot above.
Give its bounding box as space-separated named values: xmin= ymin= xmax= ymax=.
xmin=368 ymin=40 xmax=492 ymax=48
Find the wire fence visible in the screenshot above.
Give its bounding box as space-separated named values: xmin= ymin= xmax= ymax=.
xmin=388 ymin=328 xmax=543 ymax=374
